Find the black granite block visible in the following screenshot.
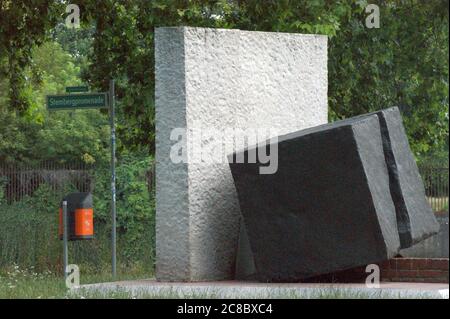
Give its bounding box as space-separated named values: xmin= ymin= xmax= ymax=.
xmin=342 ymin=107 xmax=439 ymax=248
xmin=229 ymin=115 xmax=401 ymax=282
xmin=372 ymin=107 xmax=439 ymax=248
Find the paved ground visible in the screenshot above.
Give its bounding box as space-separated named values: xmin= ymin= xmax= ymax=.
xmin=77 ymin=280 xmax=449 ymax=299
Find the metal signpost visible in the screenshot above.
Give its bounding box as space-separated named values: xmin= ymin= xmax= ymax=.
xmin=109 ymin=80 xmax=117 ymax=279
xmin=62 ymin=201 xmax=68 ymax=281
xmin=47 ymin=83 xmax=117 ymax=279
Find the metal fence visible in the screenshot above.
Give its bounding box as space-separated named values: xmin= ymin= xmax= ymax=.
xmin=0 ymin=161 xmax=155 ymax=204
xmin=0 ymin=161 xmax=94 ymax=203
xmin=0 ymin=162 xmax=447 ymax=212
xmin=419 ymin=166 xmax=449 ymax=213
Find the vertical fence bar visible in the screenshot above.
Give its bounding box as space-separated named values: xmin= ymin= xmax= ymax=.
xmin=435 ymin=167 xmax=438 ymax=210
xmin=28 ymin=163 xmax=30 ymax=198
xmin=429 ymin=167 xmax=433 ymax=210
xmin=428 ymin=167 xmax=432 ymax=207
xmin=445 ymin=167 xmax=449 ymax=211
xmin=24 ymin=163 xmax=26 ymax=198
xmin=5 ymin=165 xmax=8 ymax=202
xmin=24 ymin=163 xmax=26 ymax=199
xmin=443 ymin=167 xmax=446 ymax=210
xmin=9 ymin=164 xmax=12 ymax=202
xmin=441 ymin=167 xmax=444 ymax=210
xmin=438 ymin=167 xmax=442 ymax=211
xmin=10 ymin=164 xmax=13 ymax=202
xmin=430 ymin=168 xmax=436 ymax=206
xmin=0 ymin=164 xmax=2 ymax=201
xmin=9 ymin=164 xmax=11 ymax=202
xmin=14 ymin=163 xmax=17 ymax=201
xmin=429 ymin=167 xmax=433 ymax=209
xmin=79 ymin=161 xmax=82 ymax=192
xmin=4 ymin=164 xmax=6 ymax=201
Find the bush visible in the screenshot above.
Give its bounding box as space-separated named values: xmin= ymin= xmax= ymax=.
xmin=91 ymin=154 xmax=155 ymax=269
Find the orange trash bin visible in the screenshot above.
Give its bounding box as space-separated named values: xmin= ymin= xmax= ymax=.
xmin=59 ymin=192 xmax=94 ymax=240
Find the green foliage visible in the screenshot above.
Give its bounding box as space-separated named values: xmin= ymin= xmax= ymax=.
xmin=51 ymin=23 xmax=94 ymax=69
xmin=327 ymin=1 xmax=449 ymax=158
xmin=0 ymin=105 xmax=110 ymax=166
xmin=0 ymin=175 xmax=5 ymax=205
xmin=0 ymin=41 xmax=110 ymax=165
xmin=0 ymin=193 xmax=61 ymax=272
xmin=92 ymin=154 xmax=155 ymax=262
xmin=30 ymin=110 xmax=110 ymax=166
xmin=0 ymin=1 xmax=63 ymax=113
xmin=0 ymin=155 xmax=155 ymax=273
xmin=32 ymin=42 xmax=82 ymax=95
xmin=0 ymin=266 xmax=151 ymax=298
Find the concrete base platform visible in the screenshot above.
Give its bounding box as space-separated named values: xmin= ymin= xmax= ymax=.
xmin=76 ymin=280 xmax=449 ymax=299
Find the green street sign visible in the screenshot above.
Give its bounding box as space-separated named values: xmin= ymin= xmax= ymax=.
xmin=47 ymin=93 xmax=108 ymax=110
xmin=66 ymin=86 xmax=89 ymax=93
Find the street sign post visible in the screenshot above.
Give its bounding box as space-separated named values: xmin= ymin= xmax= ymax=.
xmin=66 ymin=86 xmax=89 ymax=93
xmin=47 ymin=93 xmax=108 ymax=110
xmin=46 ymin=84 xmax=117 ymax=279
xmin=62 ymin=201 xmax=68 ymax=281
xmin=109 ymin=80 xmax=117 ymax=279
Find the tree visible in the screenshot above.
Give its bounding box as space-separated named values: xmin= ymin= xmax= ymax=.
xmin=327 ymin=0 xmax=449 ymax=157
xmin=0 ymin=42 xmax=109 ymax=165
xmin=0 ymin=0 xmax=63 ymax=113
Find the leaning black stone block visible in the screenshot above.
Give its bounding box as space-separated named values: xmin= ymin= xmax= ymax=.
xmin=339 ymin=107 xmax=439 ymax=248
xmin=229 ymin=115 xmax=401 ymax=282
xmin=364 ymin=107 xmax=439 ymax=248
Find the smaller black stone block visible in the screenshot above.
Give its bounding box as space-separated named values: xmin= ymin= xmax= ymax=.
xmin=374 ymin=107 xmax=439 ymax=248
xmin=229 ymin=115 xmax=401 ymax=281
xmin=342 ymin=107 xmax=439 ymax=248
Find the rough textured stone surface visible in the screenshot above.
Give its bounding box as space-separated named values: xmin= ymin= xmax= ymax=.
xmin=371 ymin=107 xmax=439 ymax=248
xmin=155 ymin=27 xmax=328 ymax=281
xmin=155 ymin=28 xmax=191 ymax=281
xmin=234 ymin=107 xmax=439 ymax=280
xmin=235 ymin=222 xmax=257 ymax=280
xmin=229 ymin=115 xmax=401 ymax=282
xmin=400 ymin=213 xmax=448 ymax=258
xmin=341 ymin=107 xmax=439 ymax=248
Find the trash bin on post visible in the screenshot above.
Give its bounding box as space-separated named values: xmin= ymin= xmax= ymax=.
xmin=59 ymin=192 xmax=94 ymax=240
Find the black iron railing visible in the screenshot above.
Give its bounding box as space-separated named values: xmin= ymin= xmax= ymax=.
xmin=419 ymin=166 xmax=449 ymax=213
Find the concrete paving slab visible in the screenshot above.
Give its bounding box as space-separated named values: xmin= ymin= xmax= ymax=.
xmin=76 ymin=280 xmax=449 ymax=299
